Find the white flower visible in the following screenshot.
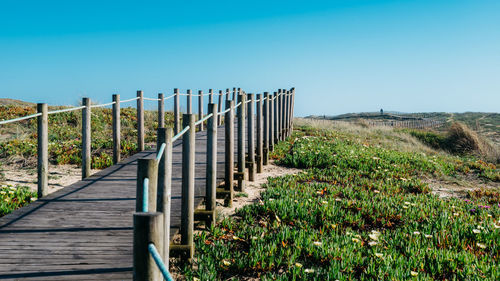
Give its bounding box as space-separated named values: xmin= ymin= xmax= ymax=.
xmin=453 ymin=213 xmax=459 ymax=216
xmin=373 ymin=190 xmax=380 ymax=193
xmin=424 ymin=234 xmax=432 ymax=238
xmin=476 ymin=243 xmax=486 ymax=249
xmin=313 ymin=241 xmax=322 ymax=246
xmin=322 ymin=201 xmax=328 ymax=204
xmin=304 ymin=268 xmax=315 ymax=273
xmin=413 ymin=231 xmax=420 ymax=235
xmin=369 ymin=234 xmax=379 ymax=241
xmin=374 ymin=253 xmax=383 ymax=258
xmin=368 ymin=241 xmax=378 ymax=246
xmin=494 ymin=224 xmax=500 ymax=229
xmin=222 ymin=260 xmax=231 ymax=266
xmin=410 ymin=271 xmax=418 ymax=276
xmin=335 ymin=198 xmax=342 ymax=202
xmin=472 ymin=229 xmax=481 ymax=234
xmin=404 ymin=201 xmax=411 ymax=205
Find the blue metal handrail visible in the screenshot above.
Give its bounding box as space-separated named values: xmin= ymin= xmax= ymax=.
xmin=148 ymin=243 xmax=175 ymax=281
xmin=156 ymin=143 xmax=166 ymax=161
xmin=142 ymin=178 xmax=149 ymax=212
xmin=172 ymin=125 xmax=190 ymax=142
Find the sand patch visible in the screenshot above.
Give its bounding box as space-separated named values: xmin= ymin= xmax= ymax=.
xmin=0 ymin=164 xmax=98 ymax=193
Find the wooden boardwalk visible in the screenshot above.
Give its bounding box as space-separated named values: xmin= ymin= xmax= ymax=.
xmin=0 ymin=123 xmax=237 ymax=280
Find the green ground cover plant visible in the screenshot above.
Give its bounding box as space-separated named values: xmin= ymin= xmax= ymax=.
xmin=0 ymin=184 xmax=36 ymax=217
xmin=182 ymin=126 xmax=499 ymax=280
xmin=0 ymin=105 xmax=169 ymax=169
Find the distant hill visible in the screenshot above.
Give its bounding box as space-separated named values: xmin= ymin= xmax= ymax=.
xmin=0 ymin=98 xmax=35 ymax=107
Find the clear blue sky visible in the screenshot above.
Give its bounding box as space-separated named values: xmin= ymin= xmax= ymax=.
xmin=1 ymin=0 xmax=499 ymax=116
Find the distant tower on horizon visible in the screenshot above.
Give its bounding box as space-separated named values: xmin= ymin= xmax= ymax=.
xmin=380 ymin=108 xmax=384 ymax=115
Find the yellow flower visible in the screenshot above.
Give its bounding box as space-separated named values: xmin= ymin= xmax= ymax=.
xmin=0 ymin=191 xmax=6 ymax=195
xmin=410 ymin=271 xmax=418 ymax=276
xmin=295 ymin=262 xmax=303 ymax=268
xmin=352 ymin=238 xmax=360 ymax=243
xmin=222 ymin=260 xmax=231 ymax=266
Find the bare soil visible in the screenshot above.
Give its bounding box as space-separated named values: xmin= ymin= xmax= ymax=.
xmin=1 ymin=164 xmax=97 ymax=193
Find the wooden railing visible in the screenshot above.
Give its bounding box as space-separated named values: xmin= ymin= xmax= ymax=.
xmin=132 ymin=88 xmax=295 ymax=281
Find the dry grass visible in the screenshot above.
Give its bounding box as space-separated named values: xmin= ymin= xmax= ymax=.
xmin=446 ymin=122 xmax=500 ymax=163
xmin=294 ymin=118 xmax=439 ymax=155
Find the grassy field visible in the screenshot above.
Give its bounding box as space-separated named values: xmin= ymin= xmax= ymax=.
xmin=179 ymin=120 xmax=499 ymax=280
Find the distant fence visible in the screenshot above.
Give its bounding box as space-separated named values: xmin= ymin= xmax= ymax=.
xmin=364 ymin=119 xmax=444 ymax=129
xmin=0 ymin=87 xmax=296 ymax=281
xmin=313 ymin=113 xmax=445 ymax=129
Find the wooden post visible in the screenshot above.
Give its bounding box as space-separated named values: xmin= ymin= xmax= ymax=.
xmin=285 ymin=91 xmax=290 ymax=137
xmin=273 ymin=92 xmax=278 ymax=145
xmin=158 ymin=93 xmax=165 ymax=128
xmin=157 ymin=127 xmax=172 ymax=266
xmin=256 ymin=94 xmax=263 ymax=173
xmin=137 ymin=91 xmax=145 ymax=151
xmin=269 ymin=93 xmax=274 ymax=152
xmin=224 ymin=100 xmax=234 ymax=207
xmin=217 ymin=90 xmax=223 ymax=126
xmin=136 ymin=159 xmax=158 ymax=212
xmin=247 ymin=93 xmax=255 ymax=181
xmin=133 ymin=212 xmax=164 ymax=281
xmin=232 ymin=87 xmax=236 ymax=101
xmin=174 ymin=88 xmax=180 ymax=135
xmin=112 ymin=94 xmax=121 ymax=164
xmin=187 ymin=89 xmax=192 ymax=114
xmin=208 ymin=89 xmax=214 ymax=104
xmin=198 ymin=90 xmax=204 ymax=131
xmin=181 ymin=114 xmax=195 ymax=259
xmin=226 ymin=88 xmax=230 ymax=102
xmin=276 ymin=90 xmax=281 ymax=141
xmin=37 ymin=103 xmax=48 ymax=198
xmin=206 ymin=103 xmax=217 ymax=226
xmin=263 ymin=92 xmax=269 ymax=165
xmin=290 ymin=88 xmax=295 ymax=133
xmin=237 ymin=93 xmax=246 ymax=192
xmin=281 ymin=91 xmax=286 ymax=139
xmin=82 ymin=97 xmax=91 ymax=179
